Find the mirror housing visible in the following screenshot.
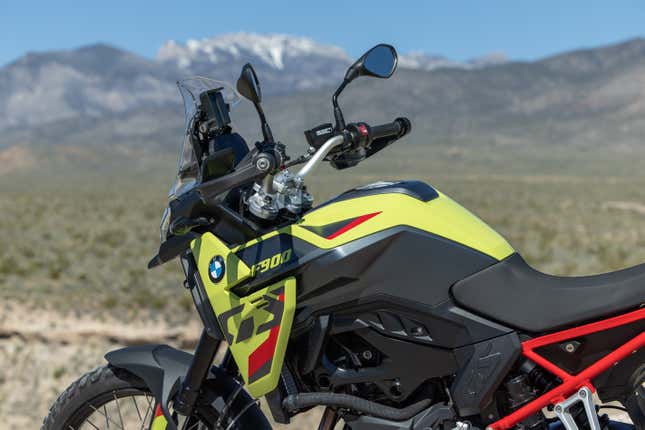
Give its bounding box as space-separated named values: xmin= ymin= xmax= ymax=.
xmin=236 ymin=63 xmax=274 ymax=142
xmin=344 ymin=44 xmax=398 ymax=83
xmin=237 ymin=63 xmax=262 ymax=103
xmin=332 ymin=44 xmax=398 ymax=130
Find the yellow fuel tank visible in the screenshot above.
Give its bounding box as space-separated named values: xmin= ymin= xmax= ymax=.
xmin=288 ymin=181 xmax=514 ymax=261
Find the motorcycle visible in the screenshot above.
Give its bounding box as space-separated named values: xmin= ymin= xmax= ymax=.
xmin=43 ymin=44 xmax=644 ymax=430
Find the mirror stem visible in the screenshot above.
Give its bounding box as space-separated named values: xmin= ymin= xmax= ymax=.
xmin=254 ymin=102 xmax=274 ymax=142
xmin=332 ymin=80 xmax=348 ymax=131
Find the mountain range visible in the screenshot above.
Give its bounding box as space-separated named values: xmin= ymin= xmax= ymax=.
xmin=2 ymin=33 xmax=645 ymax=165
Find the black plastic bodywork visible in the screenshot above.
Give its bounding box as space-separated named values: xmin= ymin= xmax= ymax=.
xmin=450 ymin=332 xmax=521 ymax=416
xmin=148 ymin=188 xmax=262 ymax=268
xmin=294 ymin=226 xmax=500 ymax=338
xmin=149 ymin=232 xmax=199 ymax=268
xmin=181 ymin=253 xmax=223 ymax=340
xmin=315 ymin=180 xmax=439 ymax=209
xmin=105 ymin=344 xmax=195 ymax=430
xmin=228 ymin=225 xmax=510 ymax=346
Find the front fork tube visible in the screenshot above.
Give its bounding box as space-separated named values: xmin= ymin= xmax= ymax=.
xmin=173 ymin=329 xmax=221 ymax=416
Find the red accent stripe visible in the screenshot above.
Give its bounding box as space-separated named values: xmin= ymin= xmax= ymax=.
xmin=247 ymin=293 xmax=286 ymax=378
xmin=325 ymin=212 xmax=382 ymax=240
xmin=154 ymin=404 xmax=164 ymax=418
xmin=489 ymin=307 xmax=645 ymax=430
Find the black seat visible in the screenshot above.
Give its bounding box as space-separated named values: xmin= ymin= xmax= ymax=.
xmin=452 ymin=253 xmax=645 ymax=333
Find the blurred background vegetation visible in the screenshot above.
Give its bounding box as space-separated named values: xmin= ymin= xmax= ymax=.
xmin=2 ymin=145 xmax=644 ymax=322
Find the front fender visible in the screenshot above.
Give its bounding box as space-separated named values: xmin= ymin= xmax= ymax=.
xmin=105 ymin=344 xmax=192 ymax=430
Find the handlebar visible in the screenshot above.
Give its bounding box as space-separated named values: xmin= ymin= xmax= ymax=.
xmin=296 ymin=134 xmax=345 ymax=178
xmin=297 ymin=117 xmax=412 ymax=178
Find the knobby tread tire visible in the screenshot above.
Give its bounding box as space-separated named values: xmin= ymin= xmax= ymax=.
xmin=41 ymin=365 xmax=145 ymax=430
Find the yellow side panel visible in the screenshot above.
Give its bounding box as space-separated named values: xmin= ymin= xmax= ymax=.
xmin=287 ymin=192 xmax=514 ymax=261
xmin=150 ymin=413 xmax=167 ymax=430
xmin=192 ymin=233 xmax=296 ymax=398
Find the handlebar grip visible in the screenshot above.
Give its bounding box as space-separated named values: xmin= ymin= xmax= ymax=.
xmin=371 ymin=117 xmax=412 ymax=140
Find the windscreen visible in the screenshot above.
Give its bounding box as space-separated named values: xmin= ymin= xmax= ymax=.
xmin=169 ymin=77 xmax=241 ymax=199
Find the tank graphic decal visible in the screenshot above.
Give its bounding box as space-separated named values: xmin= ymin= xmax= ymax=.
xmin=249 ymin=249 xmax=293 ymax=276
xmin=302 ymin=211 xmax=382 ymax=239
xmin=214 ymin=285 xmax=287 ymax=384
xmin=248 ymin=288 xmax=285 ymax=383
xmin=236 ymin=234 xmax=317 ymax=271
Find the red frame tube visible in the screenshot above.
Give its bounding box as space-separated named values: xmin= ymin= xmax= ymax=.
xmin=489 ymin=307 xmax=645 ymax=430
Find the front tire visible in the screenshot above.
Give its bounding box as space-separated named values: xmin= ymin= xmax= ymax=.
xmin=41 ymin=365 xmax=272 ymax=429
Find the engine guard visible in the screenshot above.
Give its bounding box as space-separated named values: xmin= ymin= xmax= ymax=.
xmin=105 ymin=344 xmax=193 ymax=430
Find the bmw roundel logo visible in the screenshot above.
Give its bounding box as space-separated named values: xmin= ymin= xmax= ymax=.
xmin=208 ymin=255 xmax=225 ymax=283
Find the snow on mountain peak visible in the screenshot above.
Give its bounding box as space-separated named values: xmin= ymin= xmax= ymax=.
xmin=158 ymin=32 xmax=349 ymax=70
xmin=157 ymin=33 xmax=508 ymax=76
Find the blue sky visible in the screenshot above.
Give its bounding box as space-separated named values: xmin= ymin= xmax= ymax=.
xmin=2 ymin=1 xmax=645 ymax=66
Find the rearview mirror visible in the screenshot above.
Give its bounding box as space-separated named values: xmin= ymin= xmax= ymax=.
xmin=332 ymin=44 xmax=398 ymax=131
xmin=236 ymin=63 xmax=262 ymax=103
xmin=344 ymin=44 xmax=398 ymax=83
xmin=236 ymin=63 xmax=274 ymax=142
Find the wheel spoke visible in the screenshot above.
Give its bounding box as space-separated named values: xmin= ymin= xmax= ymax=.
xmin=183 ymin=416 xmax=204 ymax=430
xmin=82 ymin=417 xmax=100 ymax=430
xmin=104 ymin=405 xmax=111 ymax=429
xmin=186 ymin=421 xmax=200 ymax=430
xmin=138 ymin=396 xmax=154 ymax=430
xmin=132 ymin=396 xmax=142 ymax=421
xmin=86 ymin=403 xmax=124 ymax=430
xmin=113 ymin=391 xmax=126 ymax=430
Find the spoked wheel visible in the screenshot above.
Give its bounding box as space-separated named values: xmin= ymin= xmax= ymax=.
xmin=63 ymin=389 xmax=207 ymax=430
xmin=42 ymin=365 xmax=271 ymax=430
